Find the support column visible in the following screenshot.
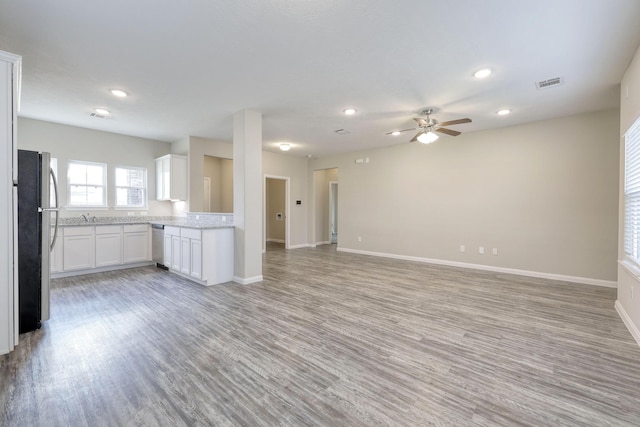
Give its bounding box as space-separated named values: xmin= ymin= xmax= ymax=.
xmin=233 ymin=109 xmax=263 ymax=284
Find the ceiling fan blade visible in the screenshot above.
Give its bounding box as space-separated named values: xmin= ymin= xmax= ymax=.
xmin=413 ymin=118 xmax=428 ymax=126
xmin=385 ymin=127 xmax=416 ymax=135
xmin=438 ymin=118 xmax=472 ymax=126
xmin=435 ymin=127 xmax=461 ymax=136
xmin=409 ymin=131 xmax=424 ymax=142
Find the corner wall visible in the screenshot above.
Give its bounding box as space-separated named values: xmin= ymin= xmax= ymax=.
xmin=618 ymin=43 xmax=640 ymax=345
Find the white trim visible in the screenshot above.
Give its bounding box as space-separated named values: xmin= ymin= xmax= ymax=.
xmin=233 ymin=275 xmax=263 ymax=285
xmin=288 ymin=243 xmax=314 ymax=249
xmin=267 ymin=238 xmax=285 ymax=243
xmin=337 ymin=247 xmax=617 ymax=288
xmin=615 ymin=300 xmax=640 ymax=347
xmin=315 ymin=241 xmax=331 ymax=246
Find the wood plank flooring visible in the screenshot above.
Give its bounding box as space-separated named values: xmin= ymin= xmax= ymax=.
xmin=2 ymin=243 xmax=640 ymax=426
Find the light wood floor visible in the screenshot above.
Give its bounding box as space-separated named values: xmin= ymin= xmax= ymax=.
xmin=2 ymin=243 xmax=640 ymax=426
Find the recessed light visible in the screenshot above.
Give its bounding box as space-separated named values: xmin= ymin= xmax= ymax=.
xmin=473 ymin=68 xmax=492 ymax=79
xmin=391 ymin=131 xmax=401 ymax=136
xmin=343 ymin=108 xmax=357 ymax=115
xmin=95 ymin=108 xmax=110 ymax=115
xmin=279 ymin=143 xmax=291 ymax=151
xmin=497 ymin=109 xmax=511 ymax=116
xmin=110 ymin=89 xmax=128 ymax=97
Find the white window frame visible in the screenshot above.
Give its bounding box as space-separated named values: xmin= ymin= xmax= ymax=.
xmin=66 ymin=160 xmax=107 ymax=209
xmin=114 ymin=165 xmax=148 ymax=209
xmin=624 ymin=115 xmax=640 ymax=267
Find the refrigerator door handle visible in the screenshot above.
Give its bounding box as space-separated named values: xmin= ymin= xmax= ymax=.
xmin=49 ymin=167 xmax=59 ymax=251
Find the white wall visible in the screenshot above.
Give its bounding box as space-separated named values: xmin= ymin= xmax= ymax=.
xmin=311 ymin=109 xmax=620 ymax=285
xmin=18 ymin=118 xmax=172 ymax=218
xmin=617 ymin=43 xmax=640 ymax=345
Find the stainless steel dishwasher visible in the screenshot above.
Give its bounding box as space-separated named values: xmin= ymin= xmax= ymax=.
xmin=151 ymin=224 xmax=166 ymax=269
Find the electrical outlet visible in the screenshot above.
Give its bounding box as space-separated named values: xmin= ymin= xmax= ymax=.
xmin=479 ymin=247 xmax=485 ymax=254
xmin=459 ymin=245 xmax=465 ymax=253
xmin=140 ymin=211 xmax=148 ymax=216
xmin=127 ymin=212 xmax=135 ymax=216
xmin=492 ymin=248 xmax=498 ymax=256
xmin=357 ymin=236 xmax=362 ymax=242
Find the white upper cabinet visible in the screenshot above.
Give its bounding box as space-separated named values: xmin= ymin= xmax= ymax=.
xmin=155 ymin=154 xmax=187 ymax=201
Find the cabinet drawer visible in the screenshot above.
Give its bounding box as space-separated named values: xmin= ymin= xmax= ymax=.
xmin=165 ymin=226 xmax=180 ymax=236
xmin=124 ymin=224 xmax=148 ymax=233
xmin=181 ymin=227 xmax=201 ymax=240
xmin=63 ymin=226 xmax=94 ymax=236
xmin=95 ymin=225 xmax=122 ymax=235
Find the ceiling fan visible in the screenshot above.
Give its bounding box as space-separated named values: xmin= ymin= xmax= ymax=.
xmin=387 ymin=109 xmax=472 ymax=144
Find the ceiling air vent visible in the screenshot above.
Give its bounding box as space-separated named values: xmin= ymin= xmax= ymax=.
xmin=89 ymin=112 xmax=108 ymax=119
xmin=333 ymin=128 xmax=351 ymax=135
xmin=535 ymin=77 xmax=563 ymax=90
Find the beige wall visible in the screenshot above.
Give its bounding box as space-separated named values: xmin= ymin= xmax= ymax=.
xmin=311 ymin=109 xmax=619 ymax=283
xmin=18 ymin=118 xmax=172 ymax=218
xmin=618 ymin=43 xmax=640 ymax=344
xmin=266 ymin=178 xmax=286 ymax=241
xmin=263 ymin=151 xmax=309 ymax=248
xmin=203 ymin=156 xmax=234 ymax=213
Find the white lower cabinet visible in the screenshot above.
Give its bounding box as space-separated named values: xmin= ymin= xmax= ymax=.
xmin=63 ymin=227 xmax=95 ymax=271
xmin=163 ymin=226 xmax=233 ymax=285
xmin=54 ymin=224 xmax=152 ymax=277
xmin=123 ymin=224 xmax=150 ymax=263
xmin=95 ymin=225 xmax=122 ymax=267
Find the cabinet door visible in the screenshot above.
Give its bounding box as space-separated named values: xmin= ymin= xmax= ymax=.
xmin=181 ymin=236 xmax=191 ymax=275
xmin=95 ymin=233 xmax=122 ymax=267
xmin=63 ymin=235 xmax=95 ymax=271
xmin=190 ymin=238 xmax=202 ymax=279
xmin=171 ymin=235 xmax=181 ymax=271
xmin=123 ymin=232 xmax=148 ymax=263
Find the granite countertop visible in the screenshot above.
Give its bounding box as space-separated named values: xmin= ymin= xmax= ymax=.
xmin=57 ymin=215 xmax=234 ymax=230
xmin=150 ymin=220 xmax=234 ymax=230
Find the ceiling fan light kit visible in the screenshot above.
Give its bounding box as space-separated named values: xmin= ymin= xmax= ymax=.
xmin=391 ymin=108 xmax=472 ymax=144
xmin=417 ymin=131 xmax=439 ymax=144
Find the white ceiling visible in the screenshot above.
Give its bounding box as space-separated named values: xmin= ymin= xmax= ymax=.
xmin=1 ymin=0 xmax=640 ymax=158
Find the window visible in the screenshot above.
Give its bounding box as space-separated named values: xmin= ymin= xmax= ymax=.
xmin=67 ymin=160 xmax=107 ymax=208
xmin=115 ymin=166 xmax=147 ymax=208
xmin=624 ymin=116 xmax=640 ymax=265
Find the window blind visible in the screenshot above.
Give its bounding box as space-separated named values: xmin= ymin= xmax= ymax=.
xmin=624 ymin=116 xmax=640 ymax=263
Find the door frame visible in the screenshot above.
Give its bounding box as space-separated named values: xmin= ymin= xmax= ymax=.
xmin=263 ymin=175 xmax=290 ymax=252
xmin=329 ymin=181 xmax=338 ymax=243
xmin=203 ymin=177 xmax=211 ymax=212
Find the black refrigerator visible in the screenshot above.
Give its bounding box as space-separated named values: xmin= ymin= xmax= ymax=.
xmin=17 ymin=149 xmax=58 ymax=333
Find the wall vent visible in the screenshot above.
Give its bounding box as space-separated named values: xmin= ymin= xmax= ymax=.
xmin=89 ymin=112 xmax=108 ymax=119
xmin=535 ymin=77 xmax=563 ymax=90
xmin=333 ymin=128 xmax=350 ymax=135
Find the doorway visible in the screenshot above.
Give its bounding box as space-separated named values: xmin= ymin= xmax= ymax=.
xmin=263 ymin=175 xmax=290 ymax=251
xmin=329 ymin=181 xmax=338 ymax=244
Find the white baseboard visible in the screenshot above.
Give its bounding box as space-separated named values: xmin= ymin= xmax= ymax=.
xmin=337 ymin=247 xmax=617 ymax=288
xmin=615 ymin=300 xmax=640 ymax=347
xmin=288 ymin=243 xmax=314 ymax=249
xmin=233 ymin=275 xmax=263 ymax=285
xmin=315 ymin=241 xmax=331 ymax=246
xmin=267 ymin=238 xmax=285 ymax=243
